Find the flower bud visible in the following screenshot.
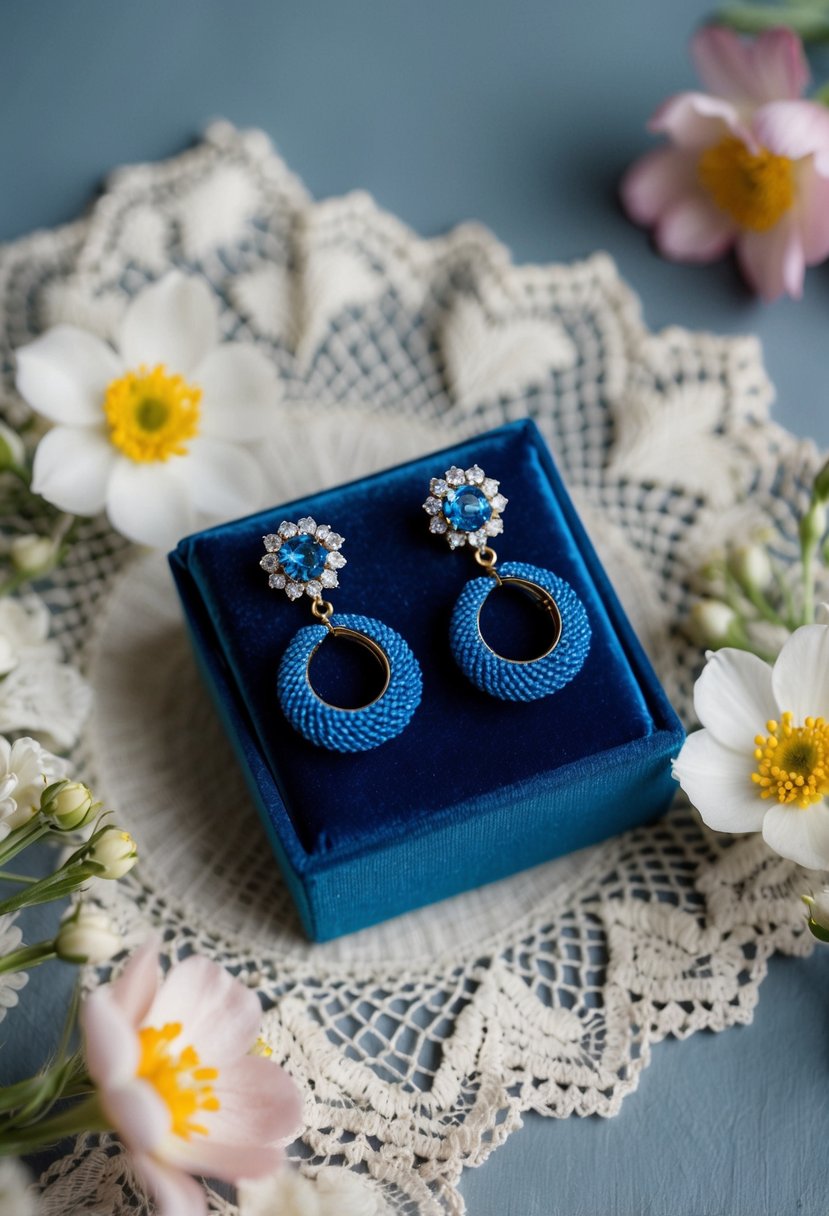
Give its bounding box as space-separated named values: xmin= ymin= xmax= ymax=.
xmin=86 ymin=827 xmax=138 ymax=879
xmin=802 ymin=890 xmax=829 ymax=943
xmin=728 ymin=543 xmax=773 ymax=593
xmin=0 ymin=422 xmax=24 ymax=471
xmin=800 ymin=501 xmax=827 ymax=551
xmin=9 ymin=533 xmax=58 ymax=577
xmin=40 ymin=780 xmax=96 ymax=831
xmin=813 ymin=457 xmax=829 ymax=504
xmin=689 ymin=599 xmax=739 ymax=648
xmin=55 ymin=904 xmax=122 ymax=965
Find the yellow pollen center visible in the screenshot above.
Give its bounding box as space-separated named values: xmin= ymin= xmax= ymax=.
xmin=104 ymin=364 xmax=201 ymax=463
xmin=137 ymin=1021 xmax=219 ymax=1139
xmin=698 ymin=137 xmax=794 ymax=232
xmin=751 ymin=712 xmax=829 ymax=809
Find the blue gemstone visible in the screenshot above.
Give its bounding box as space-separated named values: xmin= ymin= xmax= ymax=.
xmin=443 ymin=486 xmax=492 ymax=532
xmin=280 ymin=535 xmax=328 ymax=581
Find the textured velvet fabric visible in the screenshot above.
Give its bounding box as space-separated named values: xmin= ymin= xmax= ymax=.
xmin=171 ymin=420 xmax=685 ymax=939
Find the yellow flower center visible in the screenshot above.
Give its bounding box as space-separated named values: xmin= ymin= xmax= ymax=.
xmin=137 ymin=1021 xmax=219 ymax=1139
xmin=104 ymin=365 xmax=201 ymax=463
xmin=751 ymin=712 xmax=829 ymax=808
xmin=698 ymin=137 xmax=794 ymax=232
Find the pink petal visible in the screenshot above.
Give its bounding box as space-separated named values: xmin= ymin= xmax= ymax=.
xmin=205 ymin=1056 xmax=303 ymax=1145
xmin=736 ymin=213 xmax=805 ymax=300
xmin=101 ymin=1079 xmax=171 ymax=1154
xmin=650 ymin=92 xmax=752 ymax=150
xmin=751 ymin=100 xmax=829 ymax=173
xmin=798 ymin=161 xmax=829 ymax=264
xmin=135 ymin=1154 xmax=208 ymax=1216
xmin=144 ymin=956 xmax=262 ymax=1065
xmin=81 ymin=987 xmax=140 ymax=1087
xmin=620 ymin=147 xmax=699 ymax=225
xmin=111 ymin=940 xmax=162 ymax=1026
xmin=166 ymin=1137 xmax=284 ymax=1184
xmin=692 ymin=26 xmax=808 ymax=105
xmin=655 ymin=195 xmax=737 ymax=261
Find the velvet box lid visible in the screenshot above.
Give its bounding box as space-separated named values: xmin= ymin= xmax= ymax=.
xmin=169 ymin=420 xmax=684 ymax=941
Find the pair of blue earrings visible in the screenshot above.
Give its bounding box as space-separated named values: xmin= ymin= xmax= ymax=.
xmin=260 ymin=462 xmax=591 ymax=753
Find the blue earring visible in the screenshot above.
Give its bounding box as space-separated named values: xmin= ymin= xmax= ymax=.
xmin=261 ymin=519 xmax=422 ymax=752
xmin=423 ymin=465 xmax=591 ymax=701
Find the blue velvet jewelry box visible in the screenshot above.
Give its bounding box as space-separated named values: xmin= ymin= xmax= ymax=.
xmin=169 ymin=420 xmax=684 ymax=941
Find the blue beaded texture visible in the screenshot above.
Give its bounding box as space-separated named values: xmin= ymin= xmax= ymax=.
xmin=449 ymin=561 xmax=591 ymax=701
xmin=277 ymin=613 xmax=422 ymax=752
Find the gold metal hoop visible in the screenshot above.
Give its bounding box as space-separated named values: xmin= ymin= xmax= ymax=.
xmin=476 ymin=575 xmax=562 ymax=664
xmin=307 ymin=625 xmax=392 ymax=711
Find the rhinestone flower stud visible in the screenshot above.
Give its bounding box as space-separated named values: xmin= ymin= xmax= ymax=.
xmin=260 ymin=517 xmax=346 ymax=602
xmin=422 ymin=464 xmax=508 ymax=550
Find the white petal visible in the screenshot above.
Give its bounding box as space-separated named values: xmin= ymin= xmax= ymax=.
xmin=16 ymin=326 xmax=121 ymax=425
xmin=193 ymin=344 xmax=280 ymax=440
xmin=105 ymin=460 xmax=196 ymax=550
xmin=120 ymin=273 xmax=218 ymax=376
xmin=693 ymin=648 xmax=776 ymax=751
xmin=672 ymin=729 xmax=765 ymax=833
xmin=80 ymin=987 xmax=140 ymax=1087
xmin=762 ymin=801 xmax=829 ymax=870
xmin=177 ymin=437 xmax=265 ymax=518
xmin=32 ymin=426 xmax=116 ymax=515
xmin=771 ymin=623 xmax=829 ymax=721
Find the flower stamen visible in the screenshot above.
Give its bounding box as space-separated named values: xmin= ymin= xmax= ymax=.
xmin=104 ymin=365 xmax=201 ymax=463
xmin=137 ymin=1021 xmax=219 ymax=1139
xmin=698 ymin=137 xmax=794 ymax=232
xmin=752 ymin=712 xmax=829 ymax=808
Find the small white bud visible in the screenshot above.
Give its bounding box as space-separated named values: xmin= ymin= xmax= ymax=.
xmin=0 ymin=422 xmax=24 ymax=470
xmin=86 ymin=827 xmax=138 ymax=879
xmin=55 ymin=905 xmax=122 ymax=965
xmin=690 ymin=599 xmax=738 ymax=648
xmin=10 ymin=533 xmax=58 ymax=577
xmin=728 ymin=543 xmax=773 ymax=593
xmin=40 ymin=780 xmax=96 ymax=831
xmin=800 ymin=501 xmax=827 ymax=551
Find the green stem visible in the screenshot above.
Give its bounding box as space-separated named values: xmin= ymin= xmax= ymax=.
xmin=716 ymin=3 xmax=829 ymax=39
xmin=742 ymin=583 xmax=788 ymax=629
xmin=0 ymin=819 xmax=50 ymax=869
xmin=0 ymin=862 xmax=100 ymax=916
xmin=803 ymin=547 xmax=815 ymax=626
xmin=0 ymin=1095 xmax=107 ymax=1154
xmin=0 ymin=871 xmax=38 ymax=885
xmin=0 ymin=942 xmax=55 ymax=975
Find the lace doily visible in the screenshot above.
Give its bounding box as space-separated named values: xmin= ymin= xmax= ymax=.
xmin=1 ymin=122 xmax=819 ymax=1216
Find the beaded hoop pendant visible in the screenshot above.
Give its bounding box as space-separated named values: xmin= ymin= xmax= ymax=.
xmin=261 ymin=519 xmax=422 ymax=751
xmin=424 ymin=465 xmax=591 ymax=700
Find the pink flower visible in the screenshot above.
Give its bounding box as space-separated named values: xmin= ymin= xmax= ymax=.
xmin=621 ymin=26 xmax=829 ymax=300
xmin=80 ymin=942 xmax=302 ymax=1216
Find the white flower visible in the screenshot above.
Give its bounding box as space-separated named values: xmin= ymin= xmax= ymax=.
xmin=0 ymin=916 xmax=29 ymax=1026
xmin=55 ymin=904 xmax=122 ymax=964
xmin=40 ymin=780 xmax=96 ymax=831
xmin=802 ymin=886 xmax=829 ymax=940
xmin=728 ymin=542 xmax=773 ymax=593
xmin=0 ymin=596 xmax=91 ymax=749
xmin=0 ymin=1157 xmax=37 ymax=1216
xmin=86 ymin=827 xmax=138 ymax=879
xmin=239 ymin=1166 xmax=389 ymax=1216
xmin=17 ymin=272 xmax=280 ymax=550
xmin=673 ymin=619 xmax=829 ymax=869
xmin=0 ymin=736 xmax=66 ymax=839
xmin=9 ymin=534 xmax=59 ymax=577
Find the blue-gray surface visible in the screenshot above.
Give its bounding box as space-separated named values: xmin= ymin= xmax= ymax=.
xmin=2 ymin=1 xmax=828 ymax=1213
